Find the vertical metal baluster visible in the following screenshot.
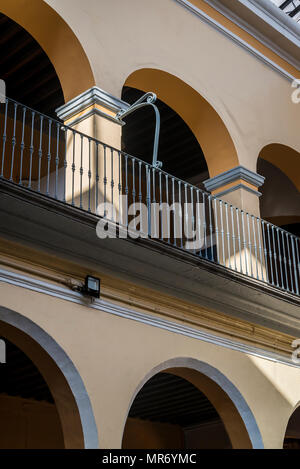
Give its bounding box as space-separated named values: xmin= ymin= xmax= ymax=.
xmin=118 ymin=151 xmax=122 ymax=226
xmin=236 ymin=208 xmax=242 ymax=273
xmin=103 ymin=145 xmax=107 ymax=217
xmin=18 ymin=107 xmax=26 ymax=185
xmin=276 ymin=228 xmax=284 ymax=289
xmin=266 ymin=224 xmax=274 ymax=285
xmin=131 ymin=158 xmax=136 ymax=229
xmin=257 ymin=218 xmax=264 ymax=282
xmin=152 ymin=168 xmax=157 ymax=239
xmin=225 ymin=203 xmax=231 ymax=269
xmin=1 ymin=98 xmax=8 ymax=178
xmin=159 ymin=171 xmax=162 ymax=240
xmin=262 ymin=221 xmax=269 ymax=283
xmin=202 ymin=193 xmax=208 ymax=259
xmin=79 ymin=135 xmax=83 ymax=209
xmin=291 ymin=235 xmax=299 ymax=295
xmin=246 ymin=213 xmax=253 ymax=277
xmin=71 ymin=130 xmax=76 ymax=206
xmin=111 ymin=148 xmax=114 ymax=221
xmin=95 ymin=142 xmax=99 ymax=213
xmin=46 ymin=119 xmax=52 ymax=196
xmin=88 ymin=139 xmax=91 ymax=212
xmin=281 ymin=230 xmax=288 ymax=291
xmin=166 ymin=175 xmax=170 ymax=243
xmin=125 ymin=155 xmax=129 ymax=228
xmin=295 ymin=237 xmax=300 ymax=295
xmin=178 ymin=180 xmax=183 ymax=248
xmin=190 ymin=186 xmax=196 ymax=253
xmin=231 ymin=206 xmax=237 ymax=271
xmin=63 ymin=128 xmax=67 ymax=203
xmin=209 ymin=195 xmax=214 ymax=261
xmin=138 ymin=161 xmax=142 ymax=234
xmin=37 ymin=115 xmax=44 ymax=192
xmin=146 ymin=165 xmax=151 ymax=237
xmin=9 ymin=102 xmax=18 ymax=182
xmin=286 ymin=232 xmax=294 ymax=293
xmin=214 ymin=198 xmax=220 ymax=264
xmin=55 ymin=123 xmax=60 ymax=199
xmin=197 ymin=190 xmax=201 ymax=256
xmin=184 ymin=183 xmax=188 ymax=248
xmin=271 ymin=226 xmax=279 ymax=287
xmin=220 ymin=200 xmax=225 ymax=265
xmin=241 ymin=211 xmax=248 ymax=276
xmin=28 ymin=111 xmax=35 ymax=189
xmin=252 ymin=216 xmax=258 ymax=280
xmin=172 ymin=177 xmax=176 ymax=246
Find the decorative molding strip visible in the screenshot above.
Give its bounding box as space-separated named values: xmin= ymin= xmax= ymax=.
xmin=174 ymin=0 xmax=298 ymax=82
xmin=0 ymin=266 xmax=297 ymax=369
xmin=203 ymin=166 xmax=265 ymax=194
xmin=204 ymin=0 xmax=300 ymax=70
xmin=214 ymin=183 xmax=262 ymax=198
xmin=56 ymin=86 xmax=130 ymax=123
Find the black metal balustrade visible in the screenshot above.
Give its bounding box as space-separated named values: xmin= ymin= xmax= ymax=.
xmin=0 ymin=97 xmax=299 ymax=297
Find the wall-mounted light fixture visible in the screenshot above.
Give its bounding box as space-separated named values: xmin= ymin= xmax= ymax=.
xmin=75 ymin=275 xmax=101 ymax=299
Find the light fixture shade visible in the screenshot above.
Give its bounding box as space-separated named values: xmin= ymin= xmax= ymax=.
xmin=85 ymin=276 xmax=100 ymax=298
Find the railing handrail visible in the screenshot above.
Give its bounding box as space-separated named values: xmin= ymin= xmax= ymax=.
xmin=1 ymin=96 xmax=298 ymax=243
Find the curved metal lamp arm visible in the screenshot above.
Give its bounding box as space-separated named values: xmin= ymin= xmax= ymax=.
xmin=116 ymin=92 xmax=162 ymax=169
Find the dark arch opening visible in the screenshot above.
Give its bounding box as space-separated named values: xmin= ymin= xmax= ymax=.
xmin=0 ymin=337 xmax=64 ymax=448
xmin=122 ymin=372 xmax=232 ymax=449
xmin=284 ymin=407 xmax=300 ymax=449
xmin=121 ymin=87 xmax=208 ymax=186
xmin=0 ymin=12 xmax=64 ymax=116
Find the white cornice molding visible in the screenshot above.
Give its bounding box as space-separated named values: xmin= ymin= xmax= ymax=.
xmin=56 ymin=86 xmax=130 ymax=124
xmin=203 ymin=166 xmax=265 ymax=196
xmin=0 ymin=266 xmax=297 ymax=369
xmin=174 ymin=0 xmax=298 ymax=81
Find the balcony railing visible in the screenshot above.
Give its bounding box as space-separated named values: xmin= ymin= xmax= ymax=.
xmin=0 ymin=97 xmax=300 ymax=297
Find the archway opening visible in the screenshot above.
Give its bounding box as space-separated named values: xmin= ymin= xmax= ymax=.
xmin=0 ymin=12 xmax=64 ymax=116
xmin=122 ymin=367 xmax=255 ymax=449
xmin=0 ymin=318 xmax=89 ymax=449
xmin=123 ymin=68 xmax=239 ymax=179
xmin=283 ymin=407 xmax=300 ymax=449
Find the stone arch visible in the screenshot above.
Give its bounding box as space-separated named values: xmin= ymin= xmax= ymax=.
xmin=124 ymin=68 xmax=239 ymax=178
xmin=0 ymin=306 xmax=98 ymax=449
xmin=0 ymin=0 xmax=95 ymax=102
xmin=122 ymin=357 xmax=263 ymax=449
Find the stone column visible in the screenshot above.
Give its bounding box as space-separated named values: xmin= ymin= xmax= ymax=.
xmin=56 ymin=87 xmax=129 ymax=217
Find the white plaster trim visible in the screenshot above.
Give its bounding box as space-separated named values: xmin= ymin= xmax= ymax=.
xmin=213 ymin=183 xmax=262 ymax=198
xmin=203 ymin=166 xmax=265 ymax=192
xmin=174 ymin=0 xmax=298 ymax=82
xmin=204 ymin=0 xmax=300 ymax=69
xmin=56 ymin=86 xmax=129 ymax=122
xmin=0 ymin=267 xmax=297 ymax=369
